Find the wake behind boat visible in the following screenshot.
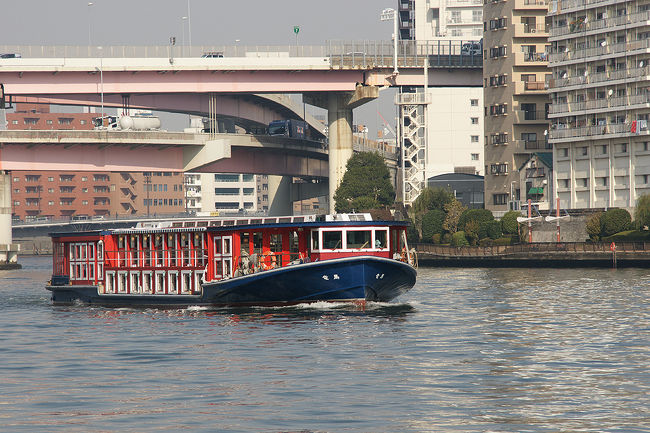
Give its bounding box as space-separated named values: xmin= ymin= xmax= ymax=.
xmin=46 ymin=213 xmax=417 ymax=307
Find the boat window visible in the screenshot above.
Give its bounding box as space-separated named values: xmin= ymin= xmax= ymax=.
xmin=270 ymin=234 xmax=282 ymax=252
xmin=253 ymin=232 xmax=263 ymax=255
xmin=375 ymin=230 xmax=387 ymax=249
xmin=346 ymin=230 xmax=371 ymax=249
xmin=311 ymin=230 xmax=320 ymax=250
xmin=290 ymin=231 xmax=299 ymax=260
xmin=223 ymin=238 xmax=231 ymax=255
xmin=241 ymin=232 xmax=250 ymax=255
xmin=323 ymin=231 xmax=342 ymax=250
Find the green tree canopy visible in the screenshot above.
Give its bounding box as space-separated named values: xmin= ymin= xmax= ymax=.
xmin=635 ymin=194 xmax=650 ymax=229
xmin=601 ymin=208 xmax=631 ymax=236
xmin=500 ymin=211 xmax=520 ymax=235
xmin=458 ymin=208 xmax=495 ymax=232
xmin=586 ymin=212 xmax=603 ymax=241
xmin=412 ymin=187 xmax=455 ymax=214
xmin=442 ymin=199 xmax=466 ymax=234
xmin=421 ymin=209 xmax=446 ymax=242
xmin=334 ymin=152 xmax=395 ymax=213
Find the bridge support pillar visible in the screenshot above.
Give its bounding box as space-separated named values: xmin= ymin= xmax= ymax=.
xmin=267 ymin=175 xmax=293 ymax=216
xmin=327 ymin=93 xmax=353 ymax=214
xmin=312 ymin=86 xmax=378 ymax=213
xmin=0 ymin=172 xmax=19 ymax=264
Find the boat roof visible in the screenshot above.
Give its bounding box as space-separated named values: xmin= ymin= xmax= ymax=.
xmin=50 ymin=213 xmax=409 ymax=238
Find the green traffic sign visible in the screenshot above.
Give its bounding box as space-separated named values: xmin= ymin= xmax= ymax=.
xmin=294 ymin=26 xmax=300 ymax=34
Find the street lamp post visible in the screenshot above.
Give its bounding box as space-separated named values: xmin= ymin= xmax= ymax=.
xmin=181 ymin=16 xmax=188 ymax=56
xmin=380 ymin=8 xmax=399 ymax=76
xmin=98 ymin=46 xmax=104 ymax=122
xmin=87 ymin=2 xmax=94 ymax=47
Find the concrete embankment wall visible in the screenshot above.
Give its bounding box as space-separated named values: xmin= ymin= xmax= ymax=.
xmin=414 ymin=242 xmax=650 ymax=268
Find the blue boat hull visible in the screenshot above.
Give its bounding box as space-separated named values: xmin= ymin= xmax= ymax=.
xmin=46 ymin=256 xmax=416 ymax=307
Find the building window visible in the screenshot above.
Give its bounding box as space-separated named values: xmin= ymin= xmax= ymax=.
xmin=46 ymin=120 xmax=53 ymax=125
xmin=80 ymin=120 xmax=86 ymax=125
xmin=13 ymin=177 xmax=19 ymax=182
xmin=493 ymin=194 xmax=508 ymax=205
xmin=470 ymin=99 xmax=478 ymax=107
xmin=490 ymin=163 xmax=508 ymax=175
xmin=471 ymin=153 xmax=479 ymax=160
xmin=471 ymin=135 xmax=479 ymax=143
xmin=471 ymin=117 xmax=479 ymax=124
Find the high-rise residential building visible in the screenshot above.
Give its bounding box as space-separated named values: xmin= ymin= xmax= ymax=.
xmin=548 ymin=0 xmax=650 ymax=210
xmin=401 ymin=0 xmax=484 ymax=40
xmin=396 ymin=0 xmax=485 ymax=206
xmin=483 ymin=0 xmax=552 ymax=213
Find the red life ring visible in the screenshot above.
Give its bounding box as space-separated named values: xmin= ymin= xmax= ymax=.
xmin=262 ymin=251 xmax=276 ymax=270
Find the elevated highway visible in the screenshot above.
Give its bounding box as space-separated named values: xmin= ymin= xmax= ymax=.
xmin=0 ymin=41 xmax=479 ymax=252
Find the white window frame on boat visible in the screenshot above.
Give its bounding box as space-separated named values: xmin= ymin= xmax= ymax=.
xmin=155 ymin=270 xmax=166 ymax=294
xmin=105 ymin=270 xmax=116 ymax=294
xmin=168 ymin=271 xmax=179 ymax=295
xmin=181 ymin=270 xmax=192 ymax=294
xmin=311 ymin=227 xmax=391 ymax=253
xmin=142 ymin=271 xmax=153 ymax=294
xmin=194 ymin=270 xmax=205 ymax=292
xmin=130 ymin=271 xmax=140 ymax=294
xmin=117 ymin=271 xmax=128 ymax=293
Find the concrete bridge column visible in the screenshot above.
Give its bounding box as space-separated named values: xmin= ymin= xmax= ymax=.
xmin=267 ymin=175 xmax=293 ymax=216
xmin=0 ymin=172 xmax=19 ymax=264
xmin=327 ymin=93 xmax=354 ymax=213
xmin=305 ymin=86 xmax=378 ymax=214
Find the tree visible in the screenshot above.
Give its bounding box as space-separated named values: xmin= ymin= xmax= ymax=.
xmin=501 ymin=211 xmax=520 ymax=235
xmin=334 ymin=152 xmax=395 ymax=213
xmin=451 ymin=231 xmax=470 ymax=247
xmin=442 ymin=200 xmax=466 ymax=234
xmin=411 ymin=187 xmax=455 ymax=238
xmin=411 ymin=187 xmax=455 ymax=214
xmin=421 ymin=209 xmax=446 ymax=242
xmin=601 ymin=208 xmax=631 ymax=237
xmin=458 ymin=209 xmax=495 ymax=234
xmin=635 ymin=194 xmax=650 ymax=229
xmin=586 ymin=212 xmax=602 ymax=241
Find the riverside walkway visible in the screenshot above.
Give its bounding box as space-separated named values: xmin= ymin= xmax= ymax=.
xmin=415 ymin=242 xmax=650 ymax=268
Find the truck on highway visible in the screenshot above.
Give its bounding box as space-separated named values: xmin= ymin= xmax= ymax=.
xmin=268 ymin=119 xmax=307 ymax=139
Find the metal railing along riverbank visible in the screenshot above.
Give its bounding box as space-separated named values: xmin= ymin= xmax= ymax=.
xmin=414 ymin=241 xmax=650 ymax=256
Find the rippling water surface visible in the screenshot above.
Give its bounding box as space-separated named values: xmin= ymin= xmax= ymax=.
xmin=0 ymin=256 xmax=648 ymax=432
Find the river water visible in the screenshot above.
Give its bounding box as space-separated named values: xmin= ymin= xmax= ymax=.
xmin=0 ymin=256 xmax=648 ymax=432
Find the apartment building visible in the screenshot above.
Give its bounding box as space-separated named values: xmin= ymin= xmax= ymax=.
xmin=12 ymin=171 xmax=184 ymax=221
xmin=401 ymin=0 xmax=484 ymax=40
xmin=8 ymin=104 xmax=185 ymax=221
xmin=483 ymin=0 xmax=552 ymax=213
xmin=185 ymin=173 xmax=267 ymax=215
xmin=548 ymin=0 xmax=650 ymax=210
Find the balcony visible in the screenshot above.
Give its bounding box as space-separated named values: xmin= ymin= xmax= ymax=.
xmin=516 ymin=139 xmax=552 ymax=150
xmin=550 ymin=10 xmax=650 ymax=38
xmin=515 ymin=51 xmax=548 ymax=66
xmin=447 ymin=0 xmax=483 ymax=6
xmin=549 ymin=39 xmax=650 ymax=65
xmin=513 ymin=110 xmax=550 ymax=124
xmin=514 ymin=0 xmax=549 ymax=10
xmin=514 ymin=23 xmax=550 ymax=37
xmin=549 ymin=123 xmax=641 ymax=141
xmin=548 ymin=66 xmax=650 ymax=91
xmin=514 ymin=80 xmax=548 ymax=94
xmin=549 ymin=94 xmax=650 ymax=116
xmin=396 ymin=92 xmax=432 ymax=105
xmin=526 ymin=167 xmax=547 ymax=177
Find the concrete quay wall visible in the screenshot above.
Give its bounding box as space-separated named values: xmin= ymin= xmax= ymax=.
xmin=415 ymin=242 xmax=650 ymax=268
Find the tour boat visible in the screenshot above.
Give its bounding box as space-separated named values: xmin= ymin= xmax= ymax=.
xmin=46 ymin=214 xmax=417 ymax=307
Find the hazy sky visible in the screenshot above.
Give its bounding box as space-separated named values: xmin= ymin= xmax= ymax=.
xmin=2 ymin=0 xmax=399 ymax=136
xmin=3 ymin=0 xmax=394 ymax=46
